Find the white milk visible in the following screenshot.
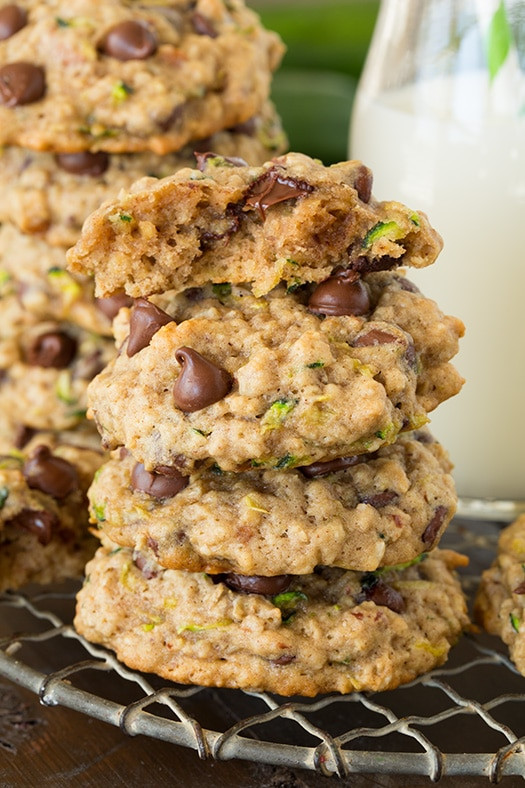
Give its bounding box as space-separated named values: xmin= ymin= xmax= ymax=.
xmin=350 ymin=72 xmax=525 ymax=503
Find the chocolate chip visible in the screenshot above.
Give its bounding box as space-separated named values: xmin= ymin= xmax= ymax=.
xmin=14 ymin=424 xmax=36 ymax=450
xmin=357 ymin=572 xmax=405 ymax=613
xmin=513 ymin=581 xmax=525 ymax=594
xmin=0 ymin=4 xmax=27 ymax=40
xmin=359 ymin=574 xmax=405 ymax=613
xmin=398 ymin=277 xmax=420 ymax=293
xmin=131 ymin=462 xmax=188 ymax=500
xmin=96 ymin=291 xmax=134 ymax=320
xmin=191 ymin=11 xmax=217 ymax=37
xmin=271 ymin=654 xmax=296 ymax=665
xmin=100 ymin=21 xmax=157 ymax=61
xmin=413 ymin=430 xmax=435 ymax=444
xmin=7 ymin=508 xmax=57 ymax=546
xmin=194 ymin=151 xmax=247 ymax=171
xmin=422 ymin=505 xmax=448 ymax=547
xmin=229 ymin=117 xmax=257 ymax=136
xmin=354 ymin=164 xmax=373 ymax=203
xmin=404 ymin=341 xmax=417 ymax=370
xmin=55 ymin=151 xmax=110 ymax=176
xmin=353 ymin=328 xmax=399 ymax=347
xmin=26 ymin=330 xmax=77 ymax=368
xmin=173 ymin=347 xmax=232 ymax=412
xmin=359 ymin=490 xmax=399 ymax=508
xmin=244 ymin=168 xmax=314 ymax=220
xmin=309 ymin=275 xmax=370 ymax=316
xmin=222 ymin=573 xmax=291 ymax=596
xmin=0 ymin=62 xmax=45 ymax=107
xmin=23 ymin=445 xmax=79 ymax=499
xmin=126 ymin=298 xmax=174 ymax=357
xmin=299 ymin=455 xmax=364 ymax=478
xmin=133 ymin=552 xmax=158 ymax=579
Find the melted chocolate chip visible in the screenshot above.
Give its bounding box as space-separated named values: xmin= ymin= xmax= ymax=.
xmin=95 ymin=291 xmax=134 ymax=320
xmin=353 ymin=328 xmax=399 ymax=347
xmin=222 ymin=573 xmax=291 ymax=596
xmin=300 ymin=455 xmax=364 ymax=478
xmin=354 ymin=164 xmax=373 ymax=203
xmin=191 ymin=11 xmax=217 ymax=37
xmin=194 ymin=151 xmax=247 ymax=171
xmin=359 ymin=490 xmax=399 ymax=508
xmin=244 ymin=168 xmax=314 ymax=220
xmin=404 ymin=341 xmax=417 ymax=369
xmin=0 ymin=4 xmax=27 ymax=40
xmin=0 ymin=62 xmax=45 ymax=107
xmin=173 ymin=347 xmax=232 ymax=412
xmin=8 ymin=508 xmax=57 ymax=546
xmin=127 ymin=298 xmax=174 ymax=357
xmin=23 ymin=445 xmax=79 ymax=499
xmin=513 ymin=581 xmax=525 ymax=594
xmin=359 ymin=574 xmax=405 ymax=613
xmin=100 ymin=21 xmax=157 ymax=61
xmin=55 ymin=151 xmax=110 ymax=176
xmin=422 ymin=505 xmax=448 ymax=547
xmin=131 ymin=462 xmax=188 ymax=500
xmin=26 ymin=330 xmax=77 ymax=368
xmin=309 ymin=275 xmax=370 ymax=316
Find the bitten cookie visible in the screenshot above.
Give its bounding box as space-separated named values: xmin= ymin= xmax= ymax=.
xmin=0 ymin=0 xmax=283 ymax=153
xmin=474 ymin=516 xmax=525 ymax=674
xmin=0 ymin=431 xmax=104 ymax=591
xmin=0 ymin=101 xmax=286 ymax=248
xmin=75 ymin=540 xmax=469 ymax=696
xmin=89 ymin=431 xmax=457 ymax=575
xmin=0 ymin=318 xmax=114 ymax=431
xmin=67 ymin=152 xmax=443 ymax=298
xmin=88 ymin=279 xmax=463 ymax=473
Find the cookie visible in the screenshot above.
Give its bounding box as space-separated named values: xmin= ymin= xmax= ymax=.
xmin=88 ymin=279 xmax=463 ymax=473
xmin=89 ymin=431 xmax=456 ymax=576
xmin=474 ymin=516 xmax=525 ymax=675
xmin=67 ymin=152 xmax=443 ymax=298
xmin=74 ymin=540 xmax=469 ymax=696
xmin=0 ymin=224 xmax=114 ymax=335
xmin=0 ymin=101 xmax=286 ymax=248
xmin=0 ymin=431 xmax=104 ymax=591
xmin=0 ymin=318 xmax=114 ymax=430
xmin=0 ymin=0 xmax=283 ymax=153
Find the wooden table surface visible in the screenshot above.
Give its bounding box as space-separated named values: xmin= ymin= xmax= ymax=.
xmin=1 ymin=519 xmax=525 ymax=787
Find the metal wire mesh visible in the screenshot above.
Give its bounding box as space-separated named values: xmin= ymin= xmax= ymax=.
xmin=1 ymin=518 xmax=525 ymax=781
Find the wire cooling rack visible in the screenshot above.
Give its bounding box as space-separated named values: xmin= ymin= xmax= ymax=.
xmin=1 ymin=519 xmax=525 ymax=781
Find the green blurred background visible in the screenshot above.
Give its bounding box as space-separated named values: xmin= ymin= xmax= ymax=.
xmin=250 ymin=0 xmax=380 ymax=164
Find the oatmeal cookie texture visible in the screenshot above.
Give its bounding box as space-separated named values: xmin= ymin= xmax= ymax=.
xmin=0 ymin=317 xmax=114 ymax=431
xmin=89 ymin=431 xmax=456 ymax=576
xmin=88 ymin=279 xmax=463 ymax=472
xmin=0 ymin=431 xmax=104 ymax=591
xmin=0 ymin=0 xmax=283 ymax=153
xmin=0 ymin=225 xmax=114 ymax=335
xmin=67 ymin=152 xmax=443 ymax=298
xmin=475 ymin=516 xmax=525 ymax=675
xmin=74 ymin=540 xmax=469 ymax=696
xmin=0 ymin=101 xmax=286 ymax=248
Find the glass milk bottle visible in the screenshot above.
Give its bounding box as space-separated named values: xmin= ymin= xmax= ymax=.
xmin=350 ymin=0 xmax=525 ymax=519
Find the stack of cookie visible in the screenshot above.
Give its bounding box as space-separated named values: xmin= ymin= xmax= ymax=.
xmin=0 ymin=0 xmax=284 ymax=590
xmin=70 ymin=152 xmax=470 ymax=696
